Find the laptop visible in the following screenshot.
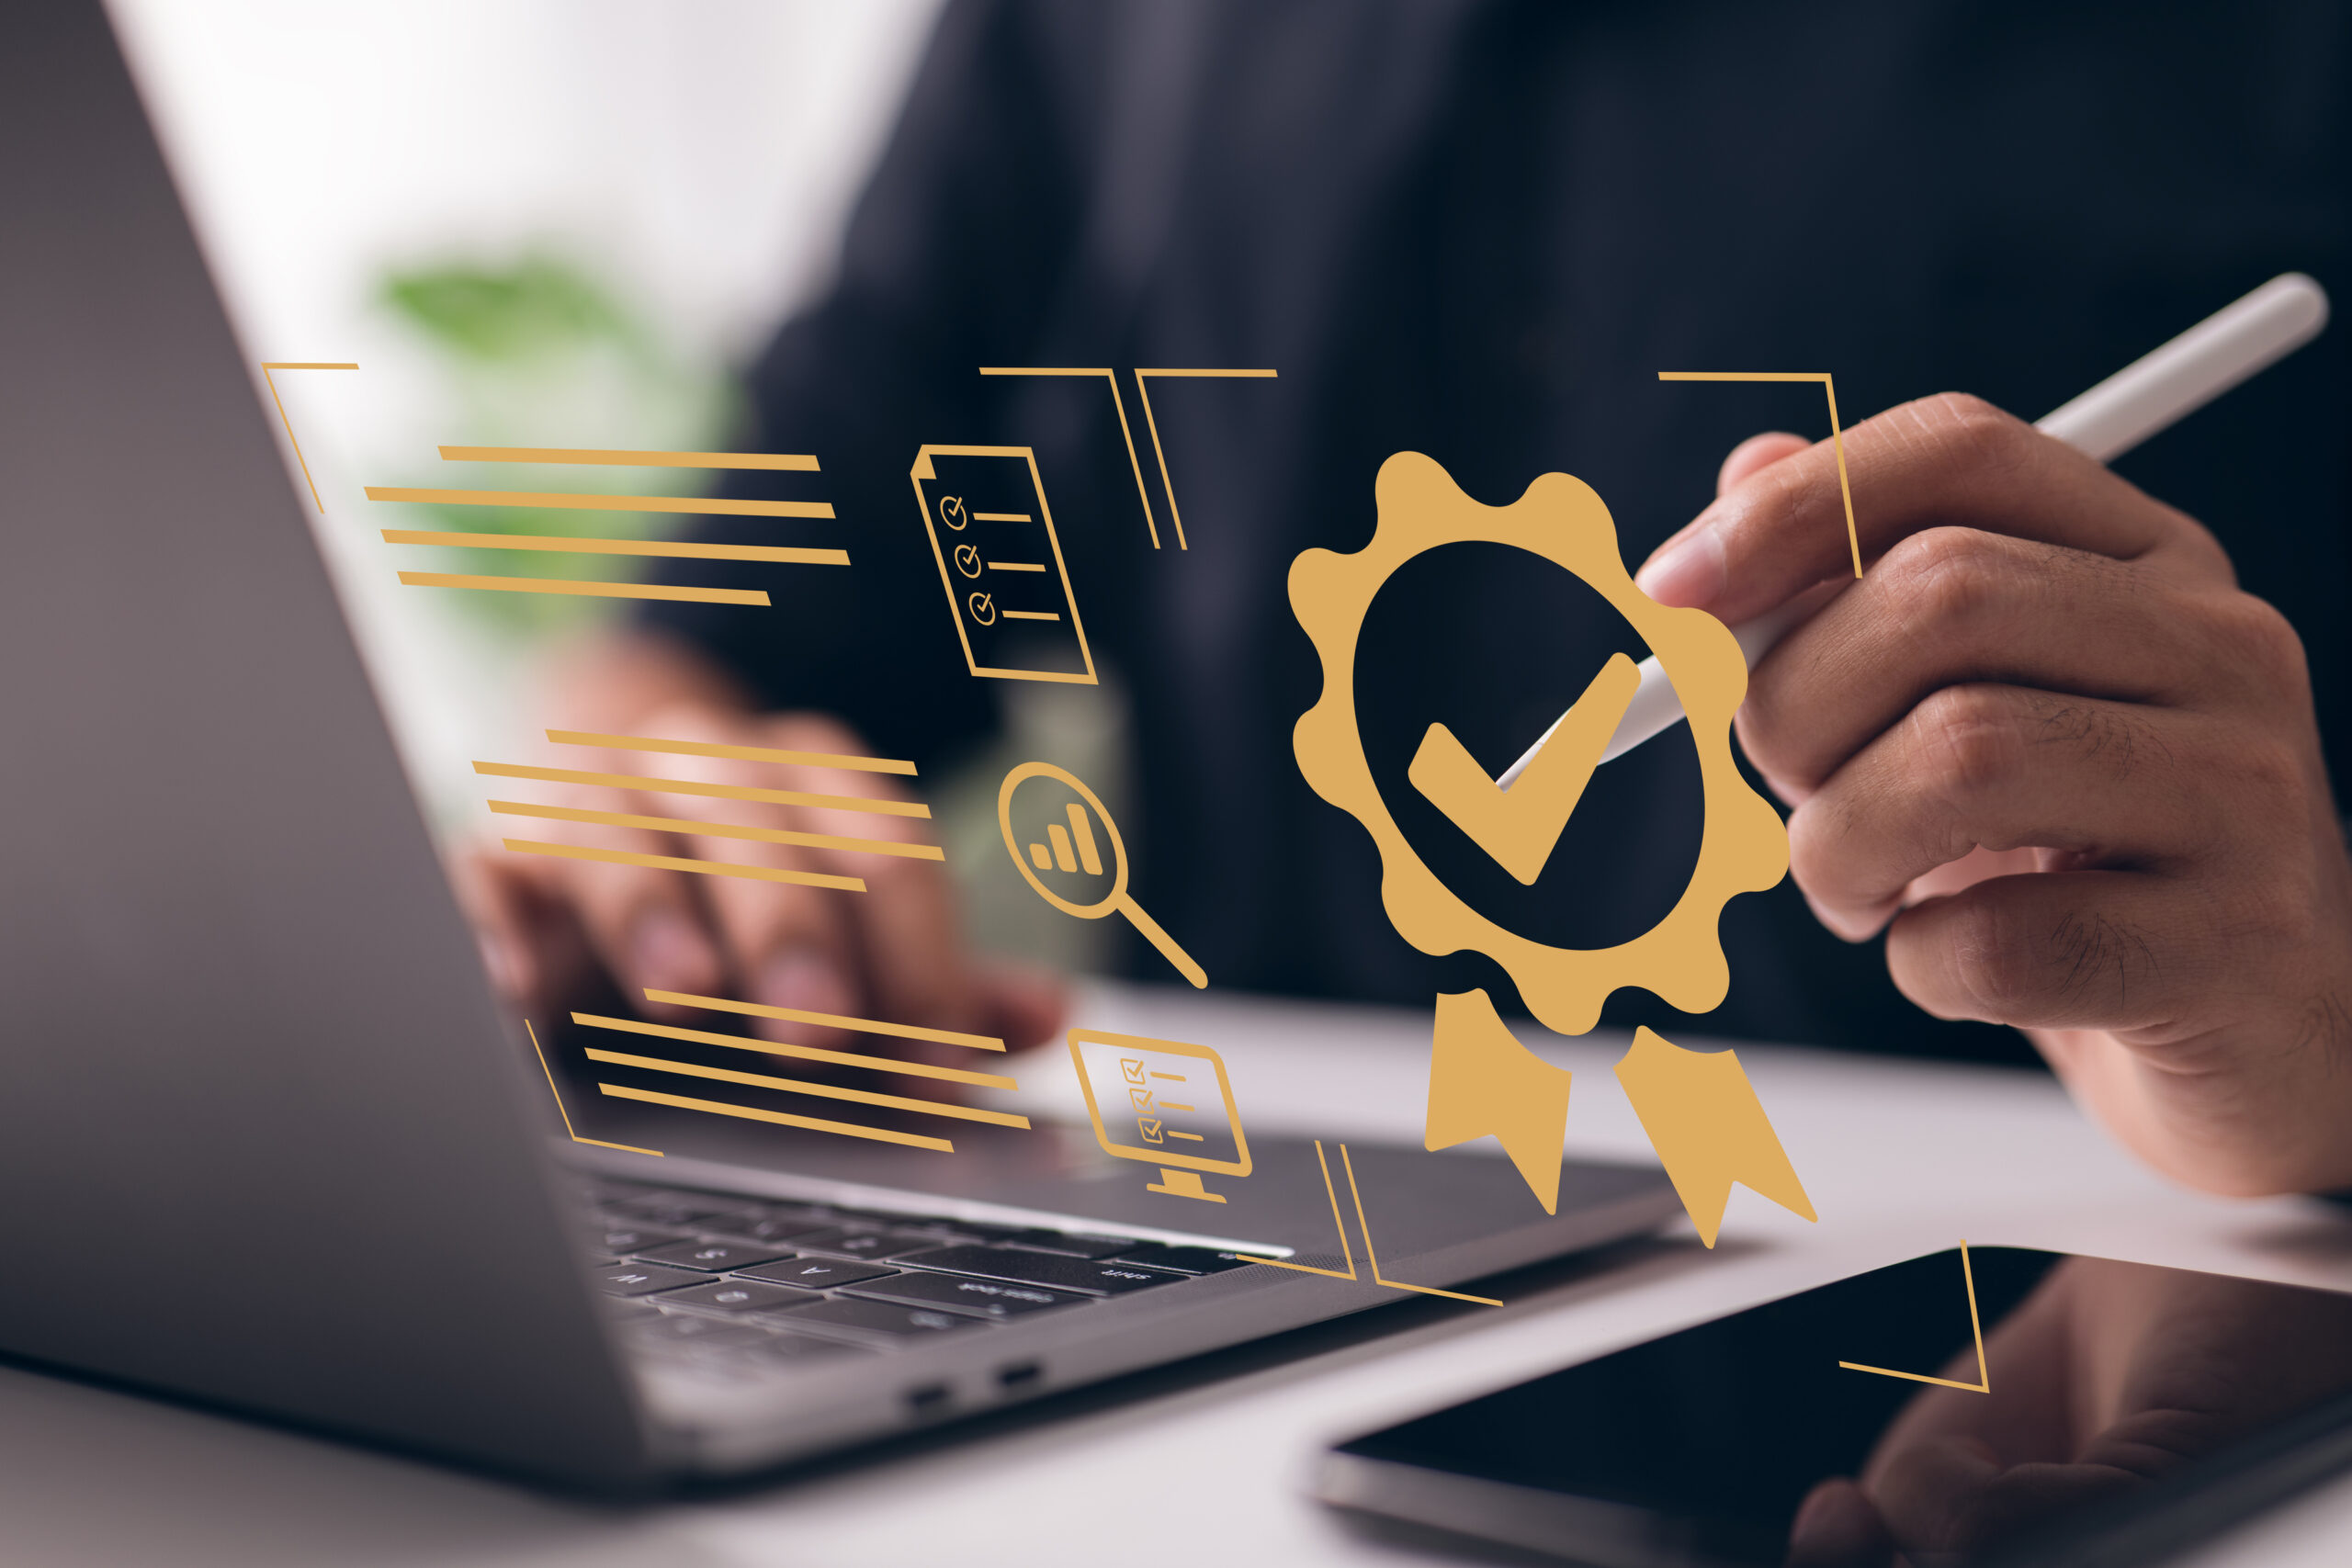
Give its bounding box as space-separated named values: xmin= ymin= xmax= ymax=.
xmin=0 ymin=0 xmax=1679 ymax=1489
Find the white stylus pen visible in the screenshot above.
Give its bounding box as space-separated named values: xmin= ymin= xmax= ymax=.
xmin=1497 ymin=271 xmax=2332 ymax=789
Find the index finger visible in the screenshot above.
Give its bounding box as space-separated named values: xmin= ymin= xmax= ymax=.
xmin=1634 ymin=392 xmax=2218 ymax=625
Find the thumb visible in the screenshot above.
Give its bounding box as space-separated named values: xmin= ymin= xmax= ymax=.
xmin=1639 ymin=431 xmax=1815 ymax=604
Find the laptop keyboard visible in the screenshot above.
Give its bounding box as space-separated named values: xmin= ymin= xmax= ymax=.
xmin=579 ymin=1179 xmax=1257 ymax=1376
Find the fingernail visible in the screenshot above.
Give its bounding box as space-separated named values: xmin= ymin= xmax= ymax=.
xmin=1635 ymin=521 xmax=1725 ymax=608
xmin=631 ymin=908 xmax=712 ymax=996
xmin=759 ymin=949 xmax=854 ymax=1018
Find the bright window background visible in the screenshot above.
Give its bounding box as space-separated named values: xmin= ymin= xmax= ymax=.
xmin=105 ymin=0 xmax=1114 ymax=971
xmin=106 ymin=0 xmax=944 ymax=812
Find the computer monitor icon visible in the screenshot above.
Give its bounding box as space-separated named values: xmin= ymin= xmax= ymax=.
xmin=1066 ymin=1030 xmax=1250 ymax=1202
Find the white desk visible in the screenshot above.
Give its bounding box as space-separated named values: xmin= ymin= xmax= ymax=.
xmin=8 ymin=984 xmax=2352 ymax=1567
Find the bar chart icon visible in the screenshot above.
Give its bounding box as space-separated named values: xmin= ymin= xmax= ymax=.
xmin=1028 ymin=802 xmax=1105 ymax=876
xmin=998 ymin=761 xmax=1206 ymax=987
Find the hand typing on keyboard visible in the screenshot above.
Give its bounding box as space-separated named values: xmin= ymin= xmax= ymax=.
xmin=451 ymin=641 xmax=1067 ymax=1061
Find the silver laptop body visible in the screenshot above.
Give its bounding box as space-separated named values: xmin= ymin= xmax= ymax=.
xmin=0 ymin=0 xmax=1678 ymax=1489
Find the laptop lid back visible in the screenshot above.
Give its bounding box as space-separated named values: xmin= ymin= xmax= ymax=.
xmin=0 ymin=0 xmax=650 ymax=1487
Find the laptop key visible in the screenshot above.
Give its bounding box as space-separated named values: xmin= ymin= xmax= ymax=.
xmin=630 ymin=1239 xmax=789 ymax=1273
xmin=595 ymin=1262 xmax=707 ymax=1297
xmin=695 ymin=1207 xmax=839 ymax=1246
xmin=775 ymin=1297 xmax=986 ymax=1341
xmin=1001 ymin=1230 xmax=1133 ymax=1259
xmin=787 ymin=1227 xmax=942 ymax=1260
xmin=656 ymin=1279 xmax=818 ymax=1314
xmin=843 ymin=1271 xmax=1080 ymax=1319
xmin=831 ymin=1207 xmax=944 ymax=1226
xmin=589 ymin=1224 xmax=688 ymax=1257
xmin=1108 ymin=1243 xmax=1261 ymax=1275
xmin=898 ymin=1246 xmax=1185 ymax=1296
xmin=735 ymin=1258 xmax=898 ymax=1291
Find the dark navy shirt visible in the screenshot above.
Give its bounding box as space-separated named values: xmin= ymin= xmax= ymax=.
xmin=646 ymin=0 xmax=2347 ymax=1063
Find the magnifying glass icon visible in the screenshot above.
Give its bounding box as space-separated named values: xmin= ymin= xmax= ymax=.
xmin=997 ymin=761 xmax=1206 ymax=988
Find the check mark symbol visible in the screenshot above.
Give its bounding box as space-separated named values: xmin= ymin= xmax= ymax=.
xmin=1408 ymin=652 xmax=1641 ymax=886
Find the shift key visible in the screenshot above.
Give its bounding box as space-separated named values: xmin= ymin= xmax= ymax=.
xmin=899 ymin=1246 xmax=1182 ymax=1296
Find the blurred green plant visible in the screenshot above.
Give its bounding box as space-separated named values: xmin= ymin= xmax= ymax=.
xmin=374 ymin=253 xmax=739 ymax=637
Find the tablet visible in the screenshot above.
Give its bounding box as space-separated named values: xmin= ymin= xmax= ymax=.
xmin=1318 ymin=1247 xmax=2352 ymax=1567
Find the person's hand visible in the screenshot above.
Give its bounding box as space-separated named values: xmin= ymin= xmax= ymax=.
xmin=453 ymin=638 xmax=1064 ymax=1055
xmin=1636 ymin=394 xmax=2352 ymax=1195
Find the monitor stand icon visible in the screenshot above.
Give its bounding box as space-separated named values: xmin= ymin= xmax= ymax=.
xmin=1067 ymin=1030 xmax=1251 ymax=1204
xmin=1146 ymin=1168 xmax=1226 ymax=1202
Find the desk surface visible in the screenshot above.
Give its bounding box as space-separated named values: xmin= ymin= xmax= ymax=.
xmin=9 ymin=983 xmax=2352 ymax=1568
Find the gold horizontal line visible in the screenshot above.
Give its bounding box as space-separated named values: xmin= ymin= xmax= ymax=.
xmin=546 ymin=730 xmax=916 ymax=775
xmin=971 ymin=512 xmax=1030 ymax=522
xmin=503 ymin=840 xmax=866 ymax=891
xmin=487 ymin=800 xmax=943 ymax=860
xmin=989 ymin=561 xmax=1046 ymax=572
xmin=366 ymin=486 xmax=834 ymax=518
xmin=1001 ymin=610 xmax=1059 ymax=621
xmin=440 ymin=446 xmax=820 ymax=471
xmin=259 ymin=360 xmax=358 ymax=370
xmin=642 ymin=989 xmax=1004 ymax=1053
xmin=398 ymin=573 xmax=770 ymax=605
xmin=1657 ymin=371 xmax=1830 ymax=382
xmin=1134 ymin=368 xmax=1279 ymax=378
xmin=573 ymin=1012 xmax=1014 ymax=1087
xmin=978 ymin=367 xmax=1112 ymax=377
xmin=587 ymin=1048 xmax=1028 ymax=1128
xmin=471 ymin=761 xmax=931 ymax=818
xmin=597 ymin=1083 xmax=954 ymax=1153
xmin=381 ymin=530 xmax=848 ymax=565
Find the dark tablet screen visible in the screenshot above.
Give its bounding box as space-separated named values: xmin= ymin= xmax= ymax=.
xmin=1331 ymin=1247 xmax=2352 ymax=1566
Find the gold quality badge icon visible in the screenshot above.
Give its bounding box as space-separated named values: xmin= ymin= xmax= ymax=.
xmin=1288 ymin=452 xmax=1815 ymax=1241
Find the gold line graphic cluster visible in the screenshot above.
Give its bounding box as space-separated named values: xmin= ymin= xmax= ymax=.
xmin=479 ymin=729 xmax=937 ymax=895
xmin=372 ymin=446 xmax=844 ymax=604
xmin=581 ymin=990 xmax=1027 ymax=1155
xmin=488 ymin=730 xmax=1023 ymax=1152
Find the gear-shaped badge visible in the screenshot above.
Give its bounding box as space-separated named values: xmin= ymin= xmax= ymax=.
xmin=1290 ymin=452 xmax=1815 ymax=1240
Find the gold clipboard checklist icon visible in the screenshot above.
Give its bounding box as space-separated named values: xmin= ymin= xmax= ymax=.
xmin=910 ymin=445 xmax=1095 ymax=684
xmin=1067 ymin=1030 xmax=1250 ymax=1201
